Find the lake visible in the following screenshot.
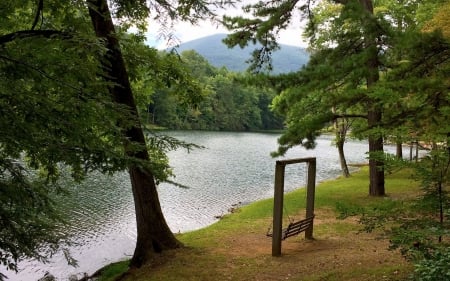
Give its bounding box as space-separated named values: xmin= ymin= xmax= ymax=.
xmin=4 ymin=131 xmax=401 ymax=280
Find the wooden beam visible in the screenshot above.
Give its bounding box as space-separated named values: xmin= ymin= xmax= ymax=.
xmin=272 ymin=162 xmax=285 ymax=256
xmin=305 ymin=159 xmax=316 ymax=239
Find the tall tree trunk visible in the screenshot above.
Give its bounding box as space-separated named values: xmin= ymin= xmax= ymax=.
xmin=86 ymin=0 xmax=182 ymax=268
xmin=360 ymin=0 xmax=385 ymax=196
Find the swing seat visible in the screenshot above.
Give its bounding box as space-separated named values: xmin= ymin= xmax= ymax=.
xmin=267 ymin=216 xmax=315 ymax=240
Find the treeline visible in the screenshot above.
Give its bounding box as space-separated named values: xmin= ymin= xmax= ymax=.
xmin=143 ymin=50 xmax=284 ymax=131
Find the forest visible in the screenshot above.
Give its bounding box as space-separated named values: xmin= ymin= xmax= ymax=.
xmin=0 ymin=0 xmax=449 ymax=280
xmin=143 ymin=50 xmax=284 ymax=131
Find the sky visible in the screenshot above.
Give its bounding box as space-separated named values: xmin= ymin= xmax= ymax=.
xmin=144 ymin=3 xmax=308 ymax=50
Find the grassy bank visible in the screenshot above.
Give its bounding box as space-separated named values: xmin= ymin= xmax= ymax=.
xmin=98 ymin=167 xmax=419 ymax=281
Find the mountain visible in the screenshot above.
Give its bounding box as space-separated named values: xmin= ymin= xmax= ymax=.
xmin=173 ymin=34 xmax=309 ymax=73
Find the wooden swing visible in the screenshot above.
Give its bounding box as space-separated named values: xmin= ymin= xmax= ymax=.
xmin=266 ymin=215 xmax=315 ymax=240
xmin=268 ymin=157 xmax=316 ymax=256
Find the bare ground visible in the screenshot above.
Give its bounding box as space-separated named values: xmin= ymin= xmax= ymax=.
xmin=123 ymin=209 xmax=412 ymax=281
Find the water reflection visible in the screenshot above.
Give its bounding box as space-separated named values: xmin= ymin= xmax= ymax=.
xmin=5 ymin=131 xmax=399 ymax=280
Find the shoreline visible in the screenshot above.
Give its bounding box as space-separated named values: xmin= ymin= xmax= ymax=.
xmin=88 ymin=166 xmax=416 ymax=281
xmin=12 ymin=129 xmax=386 ymax=280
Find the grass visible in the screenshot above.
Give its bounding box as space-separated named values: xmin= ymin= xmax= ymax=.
xmin=97 ymin=167 xmax=420 ymax=281
xmin=96 ymin=261 xmax=129 ymax=281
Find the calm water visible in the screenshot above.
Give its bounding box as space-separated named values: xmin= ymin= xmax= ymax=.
xmin=4 ymin=131 xmax=400 ymax=280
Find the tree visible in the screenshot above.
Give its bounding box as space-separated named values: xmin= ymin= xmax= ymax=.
xmin=146 ymin=50 xmax=283 ymax=131
xmin=332 ymin=2 xmax=450 ymax=279
xmin=0 ymin=1 xmax=140 ymax=276
xmin=86 ymin=0 xmax=183 ymax=267
xmin=125 ymin=47 xmax=209 ymax=129
xmin=80 ymin=0 xmax=239 ymax=269
xmin=223 ymin=0 xmax=428 ymax=195
xmin=1 ymin=0 xmax=232 ymax=276
xmin=359 ymin=28 xmax=450 ymax=274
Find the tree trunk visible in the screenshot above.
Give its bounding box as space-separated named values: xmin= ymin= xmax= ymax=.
xmin=337 ymin=137 xmax=350 ymax=178
xmin=360 ymin=0 xmax=385 ymax=196
xmin=332 ymin=107 xmax=350 ymax=178
xmin=368 ymin=110 xmax=385 ymax=196
xmin=86 ymin=0 xmax=182 ymax=268
xmin=396 ymin=141 xmax=403 ymax=158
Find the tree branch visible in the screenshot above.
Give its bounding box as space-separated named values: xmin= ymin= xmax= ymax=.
xmin=0 ymin=30 xmax=71 ymax=46
xmin=332 ymin=0 xmax=349 ymax=5
xmin=31 ymin=0 xmax=44 ymax=30
xmin=332 ymin=113 xmax=367 ymax=120
xmin=0 ymin=54 xmax=83 ymax=93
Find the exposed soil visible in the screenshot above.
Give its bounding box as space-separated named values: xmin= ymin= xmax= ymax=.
xmin=212 ymin=210 xmax=409 ymax=280
xmin=123 ymin=208 xmax=411 ymax=281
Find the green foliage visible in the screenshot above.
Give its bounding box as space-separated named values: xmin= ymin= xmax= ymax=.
xmin=95 ymin=261 xmax=129 ymax=281
xmin=364 ymin=5 xmax=450 ymax=270
xmin=224 ymin=1 xmax=449 ymax=276
xmin=413 ymin=248 xmax=450 ymax=281
xmin=0 ymin=157 xmax=69 ymax=275
xmin=222 ymin=0 xmax=303 ymax=72
xmin=124 ymin=42 xmax=209 ymax=130
xmin=270 ymin=0 xmax=391 ymax=154
xmin=146 ymin=50 xmax=284 ymax=131
xmin=0 ymin=3 xmax=140 ymax=274
xmin=335 ymin=201 xmax=365 ymax=220
xmin=224 ymin=0 xmax=449 ymax=191
xmin=1 ymin=0 xmax=233 ymax=277
xmin=355 ymin=145 xmax=449 ymax=245
xmin=353 ymin=147 xmax=450 ymax=277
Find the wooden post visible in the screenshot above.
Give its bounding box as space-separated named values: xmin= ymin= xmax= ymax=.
xmin=271 ymin=157 xmax=316 ymax=256
xmin=415 ymin=141 xmax=419 ymax=163
xmin=409 ymin=142 xmax=413 ymax=161
xmin=272 ymin=161 xmax=285 ymax=257
xmin=305 ymin=159 xmax=316 ymax=239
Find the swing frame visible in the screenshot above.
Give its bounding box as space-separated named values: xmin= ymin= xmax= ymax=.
xmin=271 ymin=157 xmax=316 ymax=256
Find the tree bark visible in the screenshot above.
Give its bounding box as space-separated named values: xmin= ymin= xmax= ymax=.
xmin=332 ymin=107 xmax=350 ymax=178
xmin=360 ymin=0 xmax=385 ymax=196
xmin=337 ymin=137 xmax=350 ymax=178
xmin=86 ymin=0 xmax=182 ymax=268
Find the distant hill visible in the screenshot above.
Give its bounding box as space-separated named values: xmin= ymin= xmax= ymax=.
xmin=173 ymin=34 xmax=309 ymax=73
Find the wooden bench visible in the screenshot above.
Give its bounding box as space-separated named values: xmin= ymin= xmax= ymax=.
xmin=267 ymin=216 xmax=314 ymax=240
